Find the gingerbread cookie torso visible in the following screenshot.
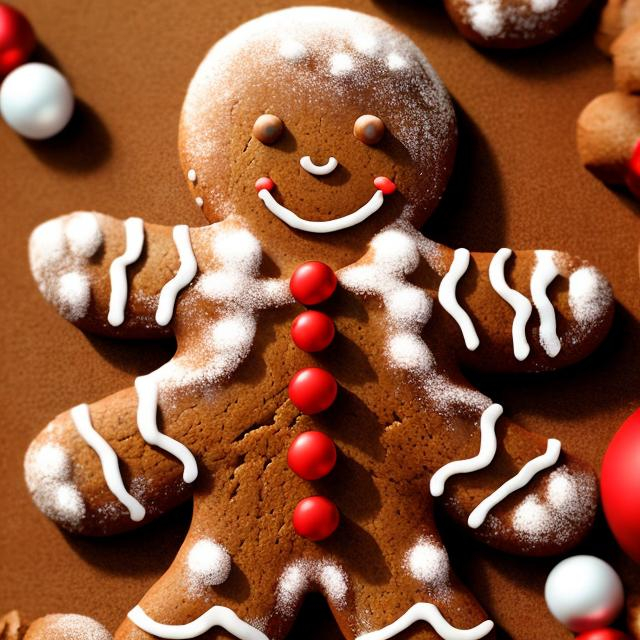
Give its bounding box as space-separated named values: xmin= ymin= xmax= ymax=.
xmin=25 ymin=8 xmax=615 ymax=640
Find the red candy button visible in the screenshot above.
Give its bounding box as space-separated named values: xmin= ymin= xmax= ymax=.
xmin=0 ymin=5 xmax=36 ymax=77
xmin=290 ymin=261 xmax=337 ymax=305
xmin=255 ymin=177 xmax=274 ymax=192
xmin=288 ymin=431 xmax=337 ymax=480
xmin=293 ymin=496 xmax=340 ymax=541
xmin=374 ymin=176 xmax=396 ymax=195
xmin=291 ymin=310 xmax=335 ymax=352
xmin=626 ymin=139 xmax=640 ymax=198
xmin=288 ymin=367 xmax=337 ymax=414
xmin=576 ymin=631 xmax=632 ymax=640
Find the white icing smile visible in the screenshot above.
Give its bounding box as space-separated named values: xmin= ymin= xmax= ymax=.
xmin=300 ymin=155 xmax=338 ymax=176
xmin=258 ymin=187 xmax=385 ymax=233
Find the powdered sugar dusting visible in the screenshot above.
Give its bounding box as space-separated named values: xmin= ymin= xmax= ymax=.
xmin=29 ymin=213 xmax=104 ymax=321
xmin=568 ymin=266 xmax=612 ymax=328
xmin=330 ymin=52 xmax=354 ymax=76
xmin=42 ymin=614 xmax=111 ymax=640
xmin=404 ymin=537 xmax=450 ymax=593
xmin=275 ymin=560 xmax=349 ymax=616
xmin=24 ymin=440 xmax=85 ymax=528
xmin=187 ymin=538 xmax=232 ymax=591
xmin=460 ymin=0 xmax=563 ymax=40
xmin=340 ymin=224 xmax=488 ymax=414
xmin=509 ymin=465 xmax=597 ymax=549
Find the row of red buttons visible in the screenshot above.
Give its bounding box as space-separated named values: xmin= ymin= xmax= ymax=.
xmin=287 ymin=262 xmax=341 ymax=542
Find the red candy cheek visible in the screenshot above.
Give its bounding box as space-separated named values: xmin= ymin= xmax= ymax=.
xmin=292 ymin=496 xmax=340 ymax=541
xmin=288 ymin=367 xmax=337 ymax=415
xmin=374 ymin=176 xmax=396 ymax=195
xmin=289 ymin=261 xmax=337 ymax=305
xmin=576 ymin=631 xmax=632 ymax=640
xmin=255 ymin=177 xmax=274 ymax=192
xmin=288 ymin=431 xmax=337 ymax=480
xmin=291 ymin=310 xmax=335 ymax=352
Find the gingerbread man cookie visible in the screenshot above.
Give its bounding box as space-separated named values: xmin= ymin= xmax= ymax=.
xmin=444 ymin=0 xmax=591 ymax=48
xmin=578 ymin=0 xmax=640 ymax=196
xmin=25 ymin=7 xmax=614 ymax=640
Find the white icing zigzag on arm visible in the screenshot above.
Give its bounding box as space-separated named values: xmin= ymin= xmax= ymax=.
xmin=135 ymin=373 xmax=199 ymax=484
xmin=438 ymin=248 xmax=480 ymax=351
xmin=530 ymin=250 xmax=561 ymax=358
xmin=70 ymin=403 xmax=145 ymax=521
xmin=467 ymin=438 xmax=562 ymax=529
xmin=488 ymin=248 xmax=532 ymax=361
xmin=156 ymin=225 xmax=198 ymax=326
xmin=430 ymin=404 xmax=503 ymax=497
xmin=108 ymin=217 xmax=145 ymax=326
xmin=356 ymin=603 xmax=494 ymax=640
xmin=128 ymin=604 xmax=268 ymax=640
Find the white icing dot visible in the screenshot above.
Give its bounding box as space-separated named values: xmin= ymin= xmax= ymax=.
xmin=187 ymin=168 xmax=197 ymax=182
xmin=352 ymin=33 xmax=378 ymax=55
xmin=279 ymin=39 xmax=307 ymax=60
xmin=187 ymin=539 xmax=232 ymax=587
xmin=329 ymin=52 xmax=354 ymax=75
xmin=33 ymin=442 xmax=69 ymax=478
xmin=57 ymin=271 xmax=91 ymax=320
xmin=531 ymin=0 xmax=558 ymax=12
xmin=547 ymin=469 xmax=577 ymax=509
xmin=405 ymin=538 xmax=450 ymax=588
xmin=387 ymin=52 xmax=407 ymax=70
xmin=29 ymin=218 xmax=66 ymax=271
xmin=195 ymin=196 xmax=204 ymax=207
xmin=568 ymin=266 xmax=612 ymax=327
xmin=65 ymin=212 xmax=103 ymax=258
xmin=467 ymin=0 xmax=504 ymax=37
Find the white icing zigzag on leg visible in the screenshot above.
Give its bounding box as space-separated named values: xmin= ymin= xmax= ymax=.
xmin=438 ymin=248 xmax=480 ymax=351
xmin=530 ymin=250 xmax=561 ymax=358
xmin=70 ymin=403 xmax=145 ymax=521
xmin=135 ymin=373 xmax=199 ymax=484
xmin=108 ymin=217 xmax=145 ymax=327
xmin=467 ymin=438 xmax=562 ymax=529
xmin=128 ymin=604 xmax=268 ymax=640
xmin=356 ymin=603 xmax=494 ymax=640
xmin=430 ymin=403 xmax=503 ymax=497
xmin=156 ymin=225 xmax=198 ymax=326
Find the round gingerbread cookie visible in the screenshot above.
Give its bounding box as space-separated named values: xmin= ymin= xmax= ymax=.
xmin=444 ymin=0 xmax=591 ymax=48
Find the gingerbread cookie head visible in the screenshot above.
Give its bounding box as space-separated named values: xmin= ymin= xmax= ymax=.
xmin=179 ymin=7 xmax=456 ymax=265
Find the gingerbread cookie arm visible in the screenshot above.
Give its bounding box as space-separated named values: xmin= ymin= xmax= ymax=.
xmin=29 ymin=212 xmax=198 ymax=339
xmin=436 ymin=247 xmax=613 ymax=373
xmin=597 ymin=0 xmax=640 ymax=54
xmin=24 ymin=384 xmax=197 ymax=535
xmin=612 ymin=23 xmax=640 ymax=93
xmin=23 ymin=614 xmax=112 ymax=640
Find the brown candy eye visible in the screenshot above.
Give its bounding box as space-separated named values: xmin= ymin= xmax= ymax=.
xmin=354 ymin=114 xmax=385 ymax=145
xmin=253 ymin=114 xmax=284 ymax=145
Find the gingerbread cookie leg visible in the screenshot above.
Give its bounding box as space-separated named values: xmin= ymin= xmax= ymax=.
xmin=426 ymin=399 xmax=597 ymax=556
xmin=24 ymin=383 xmax=198 ymax=535
xmin=29 ymin=212 xmax=196 ymax=339
xmin=436 ymin=247 xmax=613 ymax=373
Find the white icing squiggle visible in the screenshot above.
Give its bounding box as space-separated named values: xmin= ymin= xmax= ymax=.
xmin=156 ymin=225 xmax=198 ymax=326
xmin=467 ymin=438 xmax=561 ymax=529
xmin=259 ymin=188 xmax=384 ymax=233
xmin=438 ymin=248 xmax=479 ymax=351
xmin=430 ymin=404 xmax=503 ymax=497
xmin=135 ymin=374 xmax=198 ymax=483
xmin=356 ymin=603 xmax=494 ymax=640
xmin=70 ymin=403 xmax=145 ymax=521
xmin=299 ymin=155 xmax=338 ymax=176
xmin=488 ymin=249 xmax=532 ymax=361
xmin=128 ymin=605 xmax=267 ymax=640
xmin=530 ymin=250 xmax=561 ymax=357
xmin=108 ymin=217 xmax=145 ymax=326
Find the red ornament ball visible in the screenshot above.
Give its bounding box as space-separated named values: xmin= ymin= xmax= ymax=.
xmin=289 ymin=261 xmax=337 ymax=305
xmin=626 ymin=139 xmax=640 ymax=199
xmin=576 ymin=631 xmax=631 ymax=640
xmin=291 ymin=310 xmax=335 ymax=352
xmin=374 ymin=176 xmax=396 ymax=195
xmin=255 ymin=176 xmax=274 ymax=192
xmin=293 ymin=496 xmax=340 ymax=541
xmin=288 ymin=367 xmax=337 ymax=415
xmin=601 ymin=408 xmax=640 ymax=563
xmin=288 ymin=431 xmax=337 ymax=480
xmin=0 ymin=4 xmax=35 ymax=77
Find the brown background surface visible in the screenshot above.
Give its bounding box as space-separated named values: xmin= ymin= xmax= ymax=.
xmin=1 ymin=1 xmax=639 ymax=639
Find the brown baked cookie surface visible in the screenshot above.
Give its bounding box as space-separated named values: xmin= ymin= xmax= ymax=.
xmin=443 ymin=0 xmax=591 ymax=48
xmin=23 ymin=7 xmax=615 ymax=640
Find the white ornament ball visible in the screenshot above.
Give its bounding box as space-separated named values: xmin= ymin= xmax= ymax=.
xmin=544 ymin=555 xmax=624 ymax=632
xmin=0 ymin=63 xmax=74 ymax=140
